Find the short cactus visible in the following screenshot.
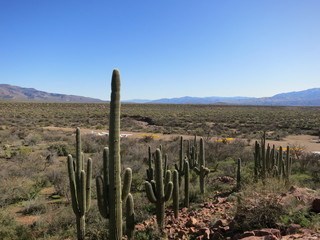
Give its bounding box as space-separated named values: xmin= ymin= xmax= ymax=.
xmin=145 ymin=149 xmax=173 ymax=230
xmin=194 ymin=138 xmax=211 ymax=194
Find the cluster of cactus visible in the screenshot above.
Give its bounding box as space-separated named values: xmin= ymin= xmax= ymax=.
xmin=145 ymin=149 xmax=173 ymax=230
xmin=67 ymin=69 xmax=135 ymax=240
xmin=67 ymin=128 xmax=92 ymax=240
xmin=254 ymin=132 xmax=292 ymax=182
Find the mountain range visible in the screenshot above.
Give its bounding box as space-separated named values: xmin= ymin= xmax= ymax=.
xmin=0 ymin=84 xmax=105 ymax=103
xmin=1 ymin=84 xmax=320 ymax=106
xmin=125 ymin=88 xmax=320 ymax=106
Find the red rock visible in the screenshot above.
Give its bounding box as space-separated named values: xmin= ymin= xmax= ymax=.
xmin=238 ymin=231 xmax=255 ymax=238
xmin=253 ymin=229 xmax=281 ymax=238
xmin=239 ymin=237 xmax=264 ymax=240
xmin=186 ymin=217 xmax=198 ymax=227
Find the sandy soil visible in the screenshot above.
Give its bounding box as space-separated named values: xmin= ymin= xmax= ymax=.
xmin=43 ymin=126 xmax=320 ymax=152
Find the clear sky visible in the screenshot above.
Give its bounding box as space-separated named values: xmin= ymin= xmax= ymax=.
xmin=0 ymin=1 xmax=319 ymax=100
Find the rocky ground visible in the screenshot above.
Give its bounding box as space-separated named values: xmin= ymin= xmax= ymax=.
xmin=136 ymin=179 xmax=320 ymax=240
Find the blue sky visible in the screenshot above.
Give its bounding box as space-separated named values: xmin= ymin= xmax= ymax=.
xmin=0 ymin=1 xmax=319 ymax=100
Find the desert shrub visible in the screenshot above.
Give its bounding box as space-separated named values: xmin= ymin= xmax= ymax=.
xmin=0 ymin=210 xmax=30 ymax=240
xmin=233 ymin=194 xmax=285 ymax=232
xmin=0 ymin=177 xmax=35 ymax=206
xmin=33 ymin=205 xmax=75 ymax=239
xmin=25 ymin=133 xmax=42 ymax=146
xmin=45 ymin=167 xmax=69 ymax=198
xmin=22 ymin=198 xmax=47 ymax=215
xmin=82 ymin=134 xmax=108 ymax=153
xmin=48 ymin=143 xmax=71 ymax=156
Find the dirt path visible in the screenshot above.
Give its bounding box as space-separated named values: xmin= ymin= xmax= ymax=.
xmin=43 ymin=126 xmax=320 ymax=152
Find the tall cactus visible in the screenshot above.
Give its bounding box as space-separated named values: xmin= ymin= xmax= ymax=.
xmin=96 ymin=69 xmax=134 ymax=240
xmin=194 ymin=138 xmax=211 ymax=194
xmin=145 ymin=149 xmax=173 ymax=230
xmin=67 ymin=127 xmax=92 ymax=240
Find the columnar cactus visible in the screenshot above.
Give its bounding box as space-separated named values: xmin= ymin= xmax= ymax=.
xmin=253 ymin=132 xmax=292 ymax=182
xmin=184 ymin=160 xmax=190 ymax=207
xmin=95 ymin=69 xmax=133 ymax=240
xmin=172 ymin=170 xmax=179 ymax=218
xmin=175 ymin=136 xmax=185 ymax=185
xmin=194 ymin=138 xmax=211 ymax=194
xmin=67 ymin=127 xmax=92 ymax=240
xmin=145 ymin=149 xmax=173 ymax=230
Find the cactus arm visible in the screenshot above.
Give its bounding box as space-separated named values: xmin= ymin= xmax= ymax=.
xmin=145 ymin=181 xmax=157 ymax=203
xmin=164 ymin=170 xmax=171 ymax=187
xmin=126 ymin=193 xmax=135 ymax=240
xmin=122 ymin=168 xmax=132 ymax=202
xmin=193 ymin=167 xmax=200 ymax=175
xmin=173 ymin=170 xmax=179 ymax=218
xmin=86 ymin=158 xmax=92 ymax=211
xmin=164 ymin=182 xmax=173 ymax=202
xmin=96 ymin=176 xmax=109 ymax=218
xmin=79 ymin=170 xmax=86 ymax=216
xmin=76 ymin=128 xmax=82 ymax=176
xmin=184 ymin=160 xmax=190 ymax=207
xmin=67 ymin=154 xmax=80 ymax=216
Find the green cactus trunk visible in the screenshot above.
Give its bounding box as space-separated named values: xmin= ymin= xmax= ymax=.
xmin=109 ymin=69 xmax=122 ymax=240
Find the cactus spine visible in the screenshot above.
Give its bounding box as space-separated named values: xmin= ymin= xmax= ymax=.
xmin=194 ymin=138 xmax=210 ymax=194
xmin=173 ymin=170 xmax=179 ymax=218
xmin=67 ymin=127 xmax=92 ymax=240
xmin=145 ymin=149 xmax=173 ymax=230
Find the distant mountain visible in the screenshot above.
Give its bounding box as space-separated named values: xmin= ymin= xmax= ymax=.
xmin=148 ymin=96 xmax=253 ymax=104
xmin=230 ymin=88 xmax=320 ymax=106
xmin=0 ymin=84 xmax=105 ymax=103
xmin=125 ymin=88 xmax=320 ymax=106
